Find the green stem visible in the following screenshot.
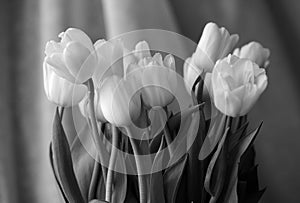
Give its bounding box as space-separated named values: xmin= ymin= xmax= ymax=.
xmin=105 ymin=125 xmax=119 ymax=202
xmin=87 ymin=79 xmax=107 ymax=185
xmin=126 ymin=128 xmax=147 ymax=203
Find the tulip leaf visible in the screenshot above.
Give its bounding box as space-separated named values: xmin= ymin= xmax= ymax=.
xmin=49 ymin=143 xmax=69 ymax=203
xmin=223 ymin=122 xmax=263 ymax=203
xmin=186 ymin=106 xmax=207 ymax=203
xmin=167 ymin=103 xmax=204 ymax=134
xmin=204 ymin=128 xmax=229 ymax=202
xmin=228 ymin=121 xmax=249 ymax=152
xmin=199 ymin=113 xmax=226 ymax=160
xmin=51 ymin=108 xmax=85 ymax=203
xmin=71 ymin=123 xmax=98 ymax=201
xmin=163 ymin=154 xmax=188 ymax=203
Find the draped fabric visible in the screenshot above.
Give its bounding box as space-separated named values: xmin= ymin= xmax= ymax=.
xmin=0 ymin=0 xmax=299 ymax=202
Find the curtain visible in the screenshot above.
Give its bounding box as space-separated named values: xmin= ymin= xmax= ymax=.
xmin=1 ymin=0 xmax=299 ymax=202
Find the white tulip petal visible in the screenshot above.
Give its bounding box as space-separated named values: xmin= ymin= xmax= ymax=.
xmin=236 ymin=41 xmax=270 ymax=67
xmin=100 ymin=75 xmax=141 ymax=126
xmin=64 ymin=41 xmax=95 ymax=83
xmin=151 ymin=53 xmax=162 ymax=66
xmin=141 ymin=66 xmax=175 ymax=107
xmin=45 ymin=54 xmax=75 ymax=83
xmin=134 ymin=41 xmax=151 ymax=59
xmin=164 ymin=54 xmax=175 ymax=71
xmin=43 ymin=61 xmax=87 ymax=107
xmin=61 ymin=28 xmax=94 ymax=52
xmin=183 ymin=57 xmax=202 ymax=94
xmin=45 ymin=41 xmax=63 ymax=56
xmin=192 ymin=49 xmax=215 ymax=73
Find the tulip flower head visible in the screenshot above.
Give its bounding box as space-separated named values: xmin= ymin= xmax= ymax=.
xmin=233 ymin=41 xmax=270 ymax=68
xmin=44 ymin=28 xmax=97 ymax=84
xmin=211 ymin=55 xmax=268 ymax=117
xmin=193 ymin=22 xmax=239 ymax=73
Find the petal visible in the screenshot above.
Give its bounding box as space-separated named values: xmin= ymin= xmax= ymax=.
xmin=238 ymin=41 xmax=270 ymax=67
xmin=45 ymin=40 xmax=64 ymax=56
xmin=239 ymin=84 xmax=259 ymax=116
xmin=123 ymin=48 xmax=138 ymax=73
xmin=61 ymin=28 xmax=94 ymax=52
xmin=198 ymin=23 xmax=221 ymax=61
xmin=64 ymin=41 xmax=96 ymax=83
xmin=183 ymin=57 xmax=202 ymax=94
xmin=163 ymin=54 xmax=175 ymax=71
xmin=220 ymin=34 xmax=239 ymax=58
xmin=100 ymin=76 xmax=141 ymax=126
xmin=94 ymin=88 xmax=107 ymax=122
xmin=141 ymin=66 xmax=175 ymax=107
xmin=134 ymin=41 xmax=151 ymax=59
xmin=45 ymin=54 xmax=75 ymax=83
xmin=192 ymin=49 xmax=215 ymax=73
xmin=214 ymin=90 xmax=242 ymax=117
xmin=153 ymin=53 xmax=164 ymax=66
xmin=43 ymin=61 xmax=87 ymax=107
xmin=256 ymin=72 xmax=268 ymax=94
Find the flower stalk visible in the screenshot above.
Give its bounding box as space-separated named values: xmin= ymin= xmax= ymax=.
xmin=105 ymin=125 xmax=119 ymax=202
xmin=126 ymin=128 xmax=147 ymax=203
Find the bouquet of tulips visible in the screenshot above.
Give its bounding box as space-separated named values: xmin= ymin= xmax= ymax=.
xmin=44 ymin=22 xmax=270 ymax=203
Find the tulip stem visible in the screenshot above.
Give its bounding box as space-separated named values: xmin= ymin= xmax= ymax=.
xmin=105 ymin=125 xmax=119 ymax=202
xmin=126 ymin=128 xmax=147 ymax=203
xmin=87 ymin=79 xmax=107 ymax=185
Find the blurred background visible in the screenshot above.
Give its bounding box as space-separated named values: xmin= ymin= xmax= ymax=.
xmin=1 ymin=0 xmax=300 ymax=202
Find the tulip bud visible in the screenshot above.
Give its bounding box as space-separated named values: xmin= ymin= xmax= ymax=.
xmin=193 ymin=22 xmax=239 ymax=73
xmin=211 ymin=55 xmax=268 ymax=117
xmin=233 ymin=41 xmax=270 ymax=68
xmin=45 ymin=28 xmax=97 ymax=84
xmin=43 ymin=61 xmax=87 ymax=107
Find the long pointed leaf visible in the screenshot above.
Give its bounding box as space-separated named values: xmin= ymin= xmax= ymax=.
xmin=52 ymin=108 xmax=85 ymax=203
xmin=223 ymin=122 xmax=263 ymax=203
xmin=49 ymin=143 xmax=69 ymax=202
xmin=163 ymin=154 xmax=188 ymax=203
xmin=199 ymin=113 xmax=226 ymax=160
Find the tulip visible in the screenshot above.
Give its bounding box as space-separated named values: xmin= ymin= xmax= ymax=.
xmin=193 ymin=22 xmax=239 ymax=73
xmin=233 ymin=41 xmax=270 ymax=68
xmin=211 ymin=55 xmax=268 ymax=117
xmin=99 ymin=75 xmax=141 ymax=127
xmin=44 ymin=28 xmax=97 ymax=84
xmin=43 ymin=61 xmax=87 ymax=107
